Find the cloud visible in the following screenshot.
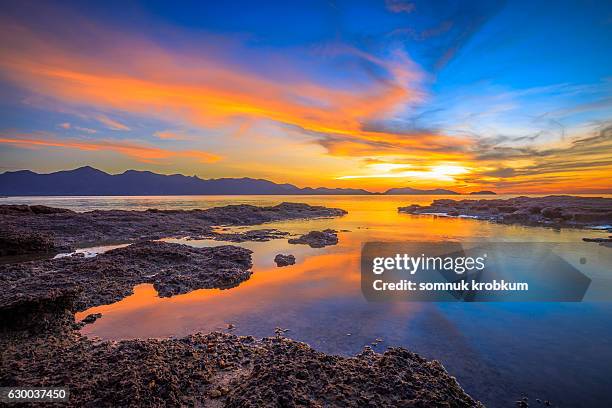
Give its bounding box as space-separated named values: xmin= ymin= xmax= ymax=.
xmin=463 ymin=124 xmax=612 ymax=192
xmin=385 ymin=0 xmax=415 ymax=13
xmin=74 ymin=126 xmax=97 ymax=134
xmin=0 ymin=132 xmax=221 ymax=164
xmin=0 ymin=17 xmax=458 ymax=162
xmin=154 ymin=131 xmax=192 ymax=141
xmin=94 ymin=115 xmax=130 ymax=131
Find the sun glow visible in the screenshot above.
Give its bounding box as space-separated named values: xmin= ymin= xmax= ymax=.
xmin=337 ymin=163 xmax=470 ymax=182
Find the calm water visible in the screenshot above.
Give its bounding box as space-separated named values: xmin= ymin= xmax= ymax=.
xmin=4 ymin=195 xmax=612 ymax=407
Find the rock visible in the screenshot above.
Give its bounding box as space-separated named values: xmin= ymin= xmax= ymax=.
xmin=399 ymin=196 xmax=612 ymax=229
xmin=1 ymin=331 xmax=483 ymax=408
xmin=0 ymin=241 xmax=254 ymax=316
xmin=274 ymin=254 xmax=296 ymax=267
xmin=213 ymin=229 xmax=289 ymax=242
xmin=0 ymin=227 xmax=61 ymax=256
xmin=502 ymin=210 xmax=531 ymax=223
xmin=582 ymin=237 xmax=612 ymax=243
xmin=0 ymin=202 xmax=346 ymax=255
xmin=81 ymin=313 xmax=102 ymax=325
xmin=541 ymin=207 xmax=563 ymax=219
xmin=223 ymin=336 xmax=484 ymax=408
xmin=288 ymin=229 xmax=339 ymax=248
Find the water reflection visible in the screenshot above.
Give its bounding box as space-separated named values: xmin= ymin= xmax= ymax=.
xmin=25 ymin=194 xmax=612 ymax=408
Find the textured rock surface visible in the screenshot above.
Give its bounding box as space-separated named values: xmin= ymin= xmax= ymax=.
xmin=288 ymin=229 xmax=339 ymax=248
xmin=0 ymin=241 xmax=253 ymax=315
xmin=1 ymin=329 xmax=483 ymax=408
xmin=0 ymin=202 xmax=347 ymax=255
xmin=211 ymin=228 xmax=290 ymax=242
xmin=0 ymin=226 xmax=62 ymax=256
xmin=274 ymin=254 xmax=296 ymax=267
xmin=399 ymin=195 xmax=612 ymax=229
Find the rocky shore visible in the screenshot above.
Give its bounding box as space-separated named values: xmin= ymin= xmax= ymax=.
xmin=0 ymin=241 xmax=253 ymax=322
xmin=399 ymin=195 xmax=612 ymax=229
xmin=0 ymin=201 xmax=483 ymax=406
xmin=0 ymin=202 xmax=347 ymax=256
xmin=1 ymin=325 xmax=483 ymax=407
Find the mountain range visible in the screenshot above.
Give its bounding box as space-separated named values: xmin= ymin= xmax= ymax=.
xmin=0 ymin=167 xmax=489 ymax=196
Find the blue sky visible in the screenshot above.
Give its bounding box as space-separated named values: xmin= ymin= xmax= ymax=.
xmin=0 ymin=0 xmax=610 ymax=192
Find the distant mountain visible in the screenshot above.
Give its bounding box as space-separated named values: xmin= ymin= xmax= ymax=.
xmin=0 ymin=167 xmax=373 ymax=196
xmin=470 ymin=190 xmax=496 ymax=195
xmin=384 ymin=187 xmax=459 ymax=195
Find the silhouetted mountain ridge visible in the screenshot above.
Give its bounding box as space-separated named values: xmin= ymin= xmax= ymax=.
xmin=0 ymin=167 xmax=470 ymax=196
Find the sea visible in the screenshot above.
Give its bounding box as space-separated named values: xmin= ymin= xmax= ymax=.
xmin=3 ymin=194 xmax=612 ymax=407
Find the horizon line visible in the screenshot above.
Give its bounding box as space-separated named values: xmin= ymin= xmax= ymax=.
xmin=2 ymin=165 xmax=611 ymax=196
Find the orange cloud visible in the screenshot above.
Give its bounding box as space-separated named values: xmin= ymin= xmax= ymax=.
xmin=0 ymin=19 xmax=469 ymax=158
xmin=154 ymin=131 xmax=192 ymax=141
xmin=0 ymin=133 xmax=221 ymax=164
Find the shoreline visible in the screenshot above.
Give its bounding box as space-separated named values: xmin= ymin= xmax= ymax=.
xmin=0 ymin=202 xmax=485 ymax=406
xmin=399 ymin=195 xmax=612 ymax=234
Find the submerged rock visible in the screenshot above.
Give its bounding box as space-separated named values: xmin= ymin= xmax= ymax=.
xmin=288 ymin=229 xmax=339 ymax=248
xmin=274 ymin=254 xmax=296 ymax=267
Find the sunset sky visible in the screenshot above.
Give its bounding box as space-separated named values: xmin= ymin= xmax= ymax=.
xmin=0 ymin=0 xmax=610 ymax=193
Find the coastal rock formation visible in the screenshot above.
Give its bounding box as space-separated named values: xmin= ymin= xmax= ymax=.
xmin=212 ymin=228 xmax=290 ymax=242
xmin=0 ymin=202 xmax=347 ymax=255
xmin=0 ymin=241 xmax=253 ymax=315
xmin=225 ymin=338 xmax=483 ymax=408
xmin=288 ymin=229 xmax=339 ymax=248
xmin=0 ymin=226 xmax=62 ymax=256
xmin=274 ymin=254 xmax=296 ymax=267
xmin=1 ymin=329 xmax=483 ymax=408
xmin=399 ymin=195 xmax=612 ymax=229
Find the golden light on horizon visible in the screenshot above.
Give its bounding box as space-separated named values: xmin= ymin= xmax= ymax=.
xmin=337 ymin=162 xmax=471 ymax=183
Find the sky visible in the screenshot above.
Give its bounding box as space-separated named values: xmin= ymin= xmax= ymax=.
xmin=0 ymin=0 xmax=610 ymax=193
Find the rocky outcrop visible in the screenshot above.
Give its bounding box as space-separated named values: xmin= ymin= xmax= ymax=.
xmin=0 ymin=202 xmax=347 ymax=256
xmin=582 ymin=237 xmax=612 ymax=243
xmin=399 ymin=195 xmax=612 ymax=229
xmin=1 ymin=330 xmax=483 ymax=408
xmin=0 ymin=241 xmax=253 ymax=314
xmin=274 ymin=254 xmax=296 ymax=267
xmin=211 ymin=229 xmax=290 ymax=242
xmin=288 ymin=229 xmax=339 ymax=248
xmin=0 ymin=226 xmax=63 ymax=256
xmin=225 ymin=338 xmax=484 ymax=408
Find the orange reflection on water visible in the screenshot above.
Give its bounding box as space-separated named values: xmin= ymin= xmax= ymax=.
xmin=73 ymin=195 xmax=605 ymax=340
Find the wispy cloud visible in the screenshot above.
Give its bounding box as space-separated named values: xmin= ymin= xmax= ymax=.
xmin=94 ymin=114 xmax=130 ymax=131
xmin=0 ymin=17 xmax=458 ymax=161
xmin=154 ymin=131 xmax=192 ymax=141
xmin=385 ymin=0 xmax=415 ymax=14
xmin=0 ymin=132 xmax=221 ymax=164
